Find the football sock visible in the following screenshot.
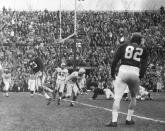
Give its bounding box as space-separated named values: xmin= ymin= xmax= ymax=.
xmin=6 ymin=92 xmax=9 ymax=96
xmin=112 ymin=110 xmax=118 ymax=122
xmin=126 ymin=109 xmax=134 ymax=121
xmin=61 ymin=96 xmax=66 ymax=99
xmin=73 ymin=96 xmax=77 ymax=101
xmin=44 ymin=93 xmax=50 ymax=99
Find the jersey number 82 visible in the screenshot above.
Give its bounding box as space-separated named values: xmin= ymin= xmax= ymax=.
xmin=124 ymin=46 xmax=143 ymax=62
xmin=30 ymin=61 xmax=38 ymax=69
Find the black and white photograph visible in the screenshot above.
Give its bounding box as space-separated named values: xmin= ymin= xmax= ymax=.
xmin=0 ymin=0 xmax=165 ymax=130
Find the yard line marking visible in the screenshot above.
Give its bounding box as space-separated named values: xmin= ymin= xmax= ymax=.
xmin=64 ymin=99 xmax=165 ymax=124
xmin=34 ymin=93 xmax=165 ymax=124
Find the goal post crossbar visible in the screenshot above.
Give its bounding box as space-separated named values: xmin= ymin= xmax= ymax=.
xmin=58 ymin=32 xmax=77 ymax=43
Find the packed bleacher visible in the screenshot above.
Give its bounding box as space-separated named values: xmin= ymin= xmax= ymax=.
xmin=0 ymin=6 xmax=165 ymax=91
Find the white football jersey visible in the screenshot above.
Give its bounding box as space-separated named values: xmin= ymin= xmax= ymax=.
xmin=65 ymin=71 xmax=84 ymax=84
xmin=3 ymin=73 xmax=11 ymax=84
xmin=57 ymin=68 xmax=67 ymax=81
xmin=65 ymin=71 xmax=78 ymax=84
xmin=78 ymin=74 xmax=86 ymax=89
xmin=139 ymin=86 xmax=145 ymax=94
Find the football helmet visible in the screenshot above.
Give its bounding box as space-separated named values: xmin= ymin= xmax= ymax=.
xmin=78 ymin=68 xmax=85 ymax=74
xmin=63 ymin=69 xmax=68 ymax=74
xmin=37 ymin=71 xmax=43 ymax=76
xmin=56 ymin=67 xmax=62 ymax=72
xmin=130 ymin=32 xmax=142 ymax=45
xmin=4 ymin=68 xmax=9 ymax=73
xmin=61 ymin=63 xmax=66 ymax=66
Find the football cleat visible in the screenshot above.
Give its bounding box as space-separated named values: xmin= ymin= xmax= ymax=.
xmin=5 ymin=93 xmax=9 ymax=97
xmin=70 ymin=102 xmax=75 ymax=107
xmin=148 ymin=97 xmax=153 ymax=100
xmin=47 ymin=98 xmax=52 ymax=105
xmin=57 ymin=98 xmax=61 ymax=105
xmin=105 ymin=121 xmax=118 ymax=127
xmin=61 ymin=96 xmax=66 ymax=100
xmin=140 ymin=97 xmax=145 ymax=101
xmin=126 ymin=119 xmax=135 ymax=125
xmin=52 ymin=91 xmax=56 ymax=100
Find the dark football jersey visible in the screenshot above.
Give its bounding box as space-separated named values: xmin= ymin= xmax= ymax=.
xmin=29 ymin=57 xmax=44 ymax=73
xmin=111 ymin=43 xmax=148 ymax=79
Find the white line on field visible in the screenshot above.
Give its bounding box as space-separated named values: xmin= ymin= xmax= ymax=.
xmin=63 ymin=99 xmax=165 ymax=124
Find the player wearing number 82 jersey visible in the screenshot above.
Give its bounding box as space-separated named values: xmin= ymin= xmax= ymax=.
xmin=111 ymin=37 xmax=148 ymax=79
xmin=106 ymin=33 xmax=149 ymax=127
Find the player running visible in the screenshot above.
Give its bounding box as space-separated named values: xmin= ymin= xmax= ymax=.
xmin=62 ymin=68 xmax=86 ymax=106
xmin=53 ymin=63 xmax=68 ymax=105
xmin=106 ymin=33 xmax=149 ymax=127
xmin=28 ymin=57 xmax=53 ymax=105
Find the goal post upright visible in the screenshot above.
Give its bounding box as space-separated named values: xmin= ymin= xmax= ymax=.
xmin=60 ymin=0 xmax=62 ymax=40
xmin=58 ymin=0 xmax=78 ymax=71
xmin=59 ymin=0 xmax=77 ymax=43
xmin=74 ymin=0 xmax=77 ymax=35
xmin=73 ymin=0 xmax=77 ymax=71
xmin=59 ymin=0 xmax=62 ymax=66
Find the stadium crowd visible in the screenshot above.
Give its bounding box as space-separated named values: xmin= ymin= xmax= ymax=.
xmin=0 ymin=6 xmax=165 ymax=92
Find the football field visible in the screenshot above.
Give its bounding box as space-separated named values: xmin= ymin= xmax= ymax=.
xmin=0 ymin=92 xmax=165 ymax=131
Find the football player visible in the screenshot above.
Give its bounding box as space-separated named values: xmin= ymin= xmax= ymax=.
xmin=106 ymin=33 xmax=149 ymax=127
xmin=92 ymin=81 xmax=114 ymax=100
xmin=62 ymin=68 xmax=86 ymax=106
xmin=53 ymin=63 xmax=68 ymax=105
xmin=124 ymin=86 xmax=152 ymax=101
xmin=136 ymin=86 xmax=152 ymax=100
xmin=78 ymin=72 xmax=86 ymax=94
xmin=28 ymin=57 xmax=53 ymax=105
xmin=2 ymin=69 xmax=11 ymax=97
xmin=52 ymin=67 xmax=60 ymax=100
